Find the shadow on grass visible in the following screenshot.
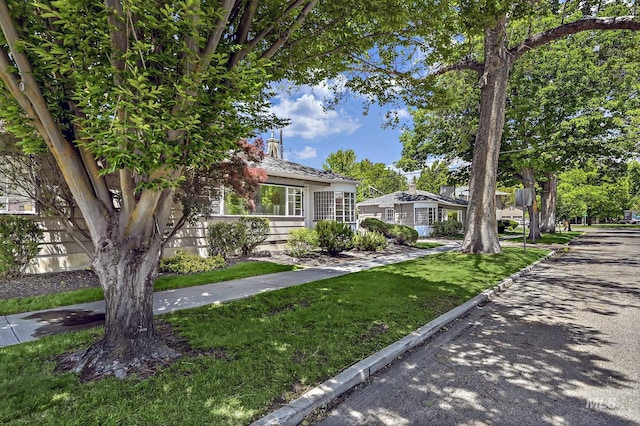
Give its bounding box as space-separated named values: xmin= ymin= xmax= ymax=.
xmin=317 ymin=231 xmax=640 ymax=426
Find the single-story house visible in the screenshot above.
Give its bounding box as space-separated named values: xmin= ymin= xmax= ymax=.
xmin=198 ymin=135 xmax=359 ymax=246
xmin=453 ymin=186 xmax=511 ymax=220
xmin=357 ymin=186 xmax=468 ymax=237
xmin=5 ymin=135 xmax=358 ymax=273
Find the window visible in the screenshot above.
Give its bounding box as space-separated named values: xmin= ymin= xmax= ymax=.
xmin=415 ymin=207 xmax=437 ymax=225
xmin=314 ymin=191 xmax=334 ymax=221
xmin=222 ymin=184 xmax=303 ymax=216
xmin=287 ymin=187 xmax=303 ymax=216
xmin=314 ymin=191 xmax=356 ymax=223
xmin=385 ymin=208 xmax=395 ymax=223
xmin=0 ymin=180 xmax=37 ymax=215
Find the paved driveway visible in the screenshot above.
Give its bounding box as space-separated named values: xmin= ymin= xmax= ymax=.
xmin=316 ymin=228 xmax=640 ymax=425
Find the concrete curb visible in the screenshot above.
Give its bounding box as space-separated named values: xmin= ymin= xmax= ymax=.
xmin=252 ymin=250 xmax=558 ymax=426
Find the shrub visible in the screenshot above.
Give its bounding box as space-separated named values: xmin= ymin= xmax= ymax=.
xmin=239 ymin=217 xmax=270 ymax=255
xmin=497 ymin=219 xmax=517 ymax=233
xmin=315 ymin=220 xmax=354 ymax=256
xmin=286 ymin=228 xmax=319 ymax=258
xmin=360 ymin=218 xmax=418 ymax=245
xmin=431 ymin=220 xmax=463 ymax=237
xmin=390 ymin=224 xmax=418 ymax=245
xmin=0 ymin=215 xmax=43 ymax=279
xmin=353 ymin=230 xmax=387 ymax=252
xmin=360 ymin=217 xmax=389 ymax=236
xmin=160 ymin=251 xmax=225 ymax=274
xmin=207 ymin=221 xmax=244 ymax=259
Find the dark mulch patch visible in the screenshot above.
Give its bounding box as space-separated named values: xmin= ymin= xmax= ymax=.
xmin=53 ymin=319 xmax=230 ymax=382
xmin=0 ymin=270 xmax=100 ymax=300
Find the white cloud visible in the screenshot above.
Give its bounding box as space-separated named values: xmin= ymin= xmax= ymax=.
xmin=270 ymin=93 xmax=361 ymax=140
xmin=293 ymin=146 xmax=317 ymax=160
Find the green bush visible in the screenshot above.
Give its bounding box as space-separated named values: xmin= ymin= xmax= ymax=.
xmin=390 ymin=224 xmax=418 ymax=245
xmin=239 ymin=217 xmax=270 ymax=255
xmin=286 ymin=228 xmax=319 ymax=258
xmin=353 ymin=230 xmax=388 ymax=252
xmin=315 ymin=220 xmax=354 ymax=256
xmin=431 ymin=220 xmax=463 ymax=237
xmin=160 ymin=251 xmax=225 ymax=274
xmin=497 ymin=219 xmax=518 ymax=233
xmin=0 ymin=215 xmax=43 ymax=279
xmin=207 ymin=221 xmax=244 ymax=259
xmin=360 ymin=218 xmax=417 ymax=245
xmin=360 ymin=217 xmax=389 ymax=236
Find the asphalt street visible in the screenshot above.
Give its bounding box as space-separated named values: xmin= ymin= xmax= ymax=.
xmin=315 ymin=228 xmax=640 ymax=426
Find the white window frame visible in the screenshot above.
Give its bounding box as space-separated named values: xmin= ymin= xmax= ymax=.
xmin=415 ymin=206 xmax=437 ymax=226
xmin=219 ymin=184 xmax=304 ymax=217
xmin=384 ymin=208 xmax=395 ymax=223
xmin=314 ymin=191 xmax=356 ymax=223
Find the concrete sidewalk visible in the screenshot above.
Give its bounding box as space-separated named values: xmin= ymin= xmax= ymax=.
xmin=0 ymin=243 xmax=457 ymax=348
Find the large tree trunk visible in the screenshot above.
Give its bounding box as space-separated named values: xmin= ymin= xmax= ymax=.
xmin=68 ymin=224 xmax=179 ymax=380
xmin=461 ymin=16 xmax=510 ymax=254
xmin=540 ymin=172 xmax=557 ymax=233
xmin=521 ymin=167 xmax=542 ymax=241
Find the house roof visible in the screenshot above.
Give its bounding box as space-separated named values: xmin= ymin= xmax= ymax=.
xmin=455 ymin=186 xmax=509 ymax=197
xmin=256 ymin=156 xmax=358 ymax=185
xmin=357 ymin=190 xmax=468 ymax=209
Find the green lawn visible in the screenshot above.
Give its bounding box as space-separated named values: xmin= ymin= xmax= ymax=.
xmin=527 ymin=231 xmax=583 ymax=244
xmin=0 ymin=262 xmax=296 ymax=316
xmin=0 ymin=247 xmax=548 ymax=426
xmin=413 ymin=242 xmax=444 ymax=249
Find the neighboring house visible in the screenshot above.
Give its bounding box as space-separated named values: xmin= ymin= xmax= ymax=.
xmin=357 ymin=185 xmax=467 ymax=237
xmin=452 ymin=186 xmax=512 ymax=220
xmin=498 ymin=205 xmax=525 ymax=223
xmin=0 ymin=178 xmax=37 ymax=215
xmin=14 ymin=135 xmax=358 ymax=273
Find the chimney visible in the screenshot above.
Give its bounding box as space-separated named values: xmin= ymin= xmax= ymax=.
xmin=408 ymin=184 xmax=417 ymax=195
xmin=266 ymin=131 xmax=280 ymax=158
xmin=440 ymin=186 xmax=455 ymax=198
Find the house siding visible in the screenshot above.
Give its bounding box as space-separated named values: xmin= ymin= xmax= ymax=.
xmin=26 ymin=215 xmax=307 ymax=274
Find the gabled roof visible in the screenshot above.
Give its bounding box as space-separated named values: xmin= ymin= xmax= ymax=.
xmin=257 ymin=156 xmax=358 ymax=185
xmin=357 ymin=190 xmax=468 ymax=208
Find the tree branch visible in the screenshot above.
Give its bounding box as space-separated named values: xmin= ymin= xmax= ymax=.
xmin=235 ymin=0 xmax=257 ymax=46
xmin=229 ymin=0 xmax=315 ymax=67
xmin=0 ymin=0 xmax=108 ymax=240
xmin=104 ymin=0 xmax=128 ymax=72
xmin=261 ymin=0 xmax=318 ymax=60
xmin=199 ymin=0 xmax=235 ymax=72
xmin=510 ymin=16 xmax=640 ymax=62
xmin=432 ymin=58 xmax=484 ymax=78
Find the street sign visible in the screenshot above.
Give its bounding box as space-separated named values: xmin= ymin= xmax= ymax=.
xmin=515 ymin=188 xmax=534 ymax=207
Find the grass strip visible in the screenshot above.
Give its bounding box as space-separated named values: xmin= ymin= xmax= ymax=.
xmin=412 ymin=242 xmax=444 ymax=249
xmin=0 ymin=247 xmax=548 ymax=426
xmin=0 ymin=262 xmax=295 ymax=316
xmin=527 ymin=231 xmax=583 ymax=244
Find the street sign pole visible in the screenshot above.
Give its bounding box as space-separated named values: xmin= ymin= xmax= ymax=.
xmin=515 ymin=188 xmax=534 ymax=252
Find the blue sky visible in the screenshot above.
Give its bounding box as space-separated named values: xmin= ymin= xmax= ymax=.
xmin=258 ymin=80 xmax=412 ymax=172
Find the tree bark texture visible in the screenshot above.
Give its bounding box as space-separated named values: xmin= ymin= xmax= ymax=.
xmin=460 ymin=16 xmax=510 ymax=254
xmin=70 ymin=221 xmax=179 ymax=380
xmin=521 ymin=167 xmax=542 ymax=241
xmin=540 ymin=172 xmax=557 ymax=233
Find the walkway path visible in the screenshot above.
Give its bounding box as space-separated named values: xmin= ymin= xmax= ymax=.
xmin=316 ymin=228 xmax=640 ymax=425
xmin=0 ymin=243 xmax=457 ymax=348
